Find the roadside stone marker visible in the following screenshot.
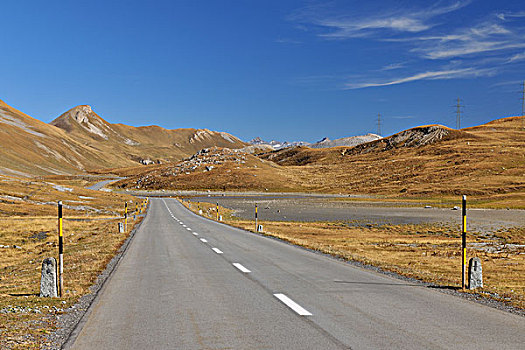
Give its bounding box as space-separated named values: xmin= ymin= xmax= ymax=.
xmin=118 ymin=222 xmax=124 ymax=233
xmin=257 ymin=224 xmax=263 ymax=232
xmin=40 ymin=258 xmax=57 ymax=297
xmin=468 ymin=257 xmax=483 ymax=289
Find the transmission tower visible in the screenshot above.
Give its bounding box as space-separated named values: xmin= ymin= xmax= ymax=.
xmin=377 ymin=113 xmax=381 ymax=136
xmin=455 ymin=98 xmax=464 ymax=129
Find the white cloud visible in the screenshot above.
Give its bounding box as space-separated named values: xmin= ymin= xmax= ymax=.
xmin=508 ymin=52 xmax=525 ymax=63
xmin=345 ymin=67 xmax=496 ymax=89
xmin=413 ymin=23 xmax=525 ymax=59
xmin=292 ymin=1 xmax=471 ymax=39
xmin=381 ymin=62 xmax=406 ymax=71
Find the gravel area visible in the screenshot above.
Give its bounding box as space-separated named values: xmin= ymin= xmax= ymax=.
xmin=191 ymin=195 xmax=525 ymax=233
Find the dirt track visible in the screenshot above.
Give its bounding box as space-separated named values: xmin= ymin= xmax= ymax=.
xmin=191 ymin=195 xmax=525 ymax=233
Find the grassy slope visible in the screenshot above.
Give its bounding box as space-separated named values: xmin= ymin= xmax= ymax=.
xmin=112 ymin=116 xmax=525 ymax=207
xmin=0 ymin=99 xmax=247 ymax=177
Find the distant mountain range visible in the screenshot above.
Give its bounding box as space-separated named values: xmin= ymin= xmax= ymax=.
xmin=249 ymin=133 xmax=382 ymax=150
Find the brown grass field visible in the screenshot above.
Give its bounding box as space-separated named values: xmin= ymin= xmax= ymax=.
xmin=114 ymin=116 xmax=525 ymax=208
xmin=0 ymin=176 xmax=143 ymax=349
xmin=183 ymin=200 xmax=525 ymax=311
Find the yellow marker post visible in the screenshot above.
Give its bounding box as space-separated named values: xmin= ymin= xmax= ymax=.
xmin=58 ymin=201 xmax=64 ymax=297
xmin=255 ymin=204 xmax=258 ymax=232
xmin=216 ymin=202 xmax=219 ymax=221
xmin=124 ymin=202 xmax=128 ymax=232
xmin=461 ymin=195 xmax=467 ymax=290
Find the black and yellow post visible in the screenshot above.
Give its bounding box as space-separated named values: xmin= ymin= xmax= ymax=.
xmin=461 ymin=195 xmax=467 ymax=290
xmin=255 ymin=204 xmax=258 ymax=232
xmin=58 ymin=201 xmax=64 ymax=297
xmin=124 ymin=202 xmax=128 ymax=231
xmin=216 ymin=202 xmax=219 ymax=221
xmin=135 ymin=202 xmax=138 ymax=215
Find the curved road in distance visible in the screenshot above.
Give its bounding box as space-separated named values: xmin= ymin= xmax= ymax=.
xmin=68 ymin=198 xmax=525 ymax=349
xmin=87 ymin=178 xmax=124 ymax=191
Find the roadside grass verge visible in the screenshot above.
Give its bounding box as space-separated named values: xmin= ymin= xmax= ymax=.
xmin=0 ymin=175 xmax=143 ymax=349
xmin=182 ymin=199 xmax=524 ymax=311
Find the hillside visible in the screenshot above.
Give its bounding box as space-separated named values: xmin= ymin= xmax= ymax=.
xmin=0 ymin=99 xmax=110 ymax=176
xmin=117 ymin=116 xmax=525 ymax=206
xmin=310 ymin=133 xmax=382 ymax=148
xmin=111 ymin=147 xmax=306 ymax=192
xmin=0 ymin=99 xmax=247 ymax=176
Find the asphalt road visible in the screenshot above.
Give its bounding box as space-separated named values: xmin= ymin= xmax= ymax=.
xmin=68 ymin=198 xmax=525 ymax=349
xmin=87 ymin=178 xmax=123 ymax=191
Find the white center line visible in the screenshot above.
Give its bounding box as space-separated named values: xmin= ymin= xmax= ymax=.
xmin=273 ymin=294 xmax=312 ymax=316
xmin=211 ymin=247 xmax=223 ymax=254
xmin=186 ymin=228 xmax=192 ymax=231
xmin=200 ymin=238 xmax=208 ymax=243
xmin=232 ymin=263 xmax=251 ymax=273
xmin=192 ymin=232 xmax=199 ymax=236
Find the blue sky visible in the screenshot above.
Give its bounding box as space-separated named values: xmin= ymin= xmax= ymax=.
xmin=1 ymin=0 xmax=524 ymax=142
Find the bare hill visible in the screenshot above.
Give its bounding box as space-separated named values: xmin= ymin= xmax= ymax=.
xmin=51 ymin=105 xmax=247 ymax=165
xmin=118 ymin=116 xmax=525 ymax=206
xmin=0 ymin=99 xmax=247 ymax=176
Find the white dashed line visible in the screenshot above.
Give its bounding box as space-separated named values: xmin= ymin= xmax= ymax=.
xmin=186 ymin=228 xmax=192 ymax=231
xmin=211 ymin=248 xmax=223 ymax=254
xmin=232 ymin=263 xmax=251 ymax=273
xmin=200 ymin=238 xmax=208 ymax=243
xmin=192 ymin=232 xmax=199 ymax=236
xmin=273 ymin=294 xmax=312 ymax=316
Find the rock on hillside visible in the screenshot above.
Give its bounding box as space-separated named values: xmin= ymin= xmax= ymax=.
xmin=349 ymin=125 xmax=469 ymax=154
xmin=310 ymin=134 xmax=381 ymax=148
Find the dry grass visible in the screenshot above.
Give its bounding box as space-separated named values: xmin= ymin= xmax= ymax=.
xmin=182 ymin=200 xmax=525 ymax=310
xmin=114 ymin=116 xmax=525 ymax=208
xmin=0 ymin=176 xmax=144 ymax=349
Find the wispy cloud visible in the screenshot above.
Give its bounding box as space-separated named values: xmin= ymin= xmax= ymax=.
xmin=381 ymin=62 xmax=406 ymax=71
xmin=345 ymin=67 xmax=496 ymax=89
xmin=391 ymin=115 xmax=416 ymax=119
xmin=289 ymin=2 xmax=524 ymax=90
xmin=508 ymin=51 xmax=525 ymax=62
xmin=292 ymin=1 xmax=470 ymax=39
xmin=412 ymin=23 xmax=525 ymax=59
xmin=496 ymin=11 xmax=525 ymax=21
xmin=275 ymin=37 xmax=302 ymax=44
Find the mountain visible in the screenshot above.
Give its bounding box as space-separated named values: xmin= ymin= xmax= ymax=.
xmin=248 ymin=137 xmax=310 ymax=150
xmin=249 ymin=133 xmax=381 ymax=150
xmin=310 ymin=133 xmax=382 ymax=148
xmin=0 ymin=100 xmax=247 ymax=176
xmin=51 ymin=105 xmax=246 ymax=165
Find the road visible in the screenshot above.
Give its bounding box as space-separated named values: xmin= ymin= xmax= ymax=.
xmin=87 ymin=178 xmax=123 ymax=191
xmin=68 ymin=198 xmax=525 ymax=349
